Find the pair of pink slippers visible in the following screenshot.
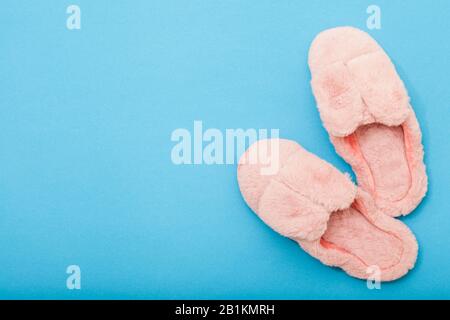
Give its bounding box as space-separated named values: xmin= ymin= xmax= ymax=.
xmin=237 ymin=27 xmax=427 ymax=281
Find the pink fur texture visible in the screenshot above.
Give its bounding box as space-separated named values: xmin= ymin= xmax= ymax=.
xmin=309 ymin=27 xmax=427 ymax=217
xmin=237 ymin=139 xmax=418 ymax=281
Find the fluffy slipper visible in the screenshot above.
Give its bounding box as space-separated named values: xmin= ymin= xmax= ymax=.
xmin=237 ymin=139 xmax=418 ymax=281
xmin=308 ymin=26 xmax=427 ymax=217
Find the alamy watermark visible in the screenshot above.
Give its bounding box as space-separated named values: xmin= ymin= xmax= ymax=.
xmin=366 ymin=265 xmax=381 ymax=289
xmin=170 ymin=121 xmax=280 ymax=175
xmin=66 ymin=5 xmax=81 ymax=30
xmin=366 ymin=5 xmax=381 ymax=30
xmin=66 ymin=265 xmax=81 ymax=290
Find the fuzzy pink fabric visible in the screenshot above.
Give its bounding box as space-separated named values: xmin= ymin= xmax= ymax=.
xmin=237 ymin=139 xmax=418 ymax=281
xmin=309 ymin=26 xmax=427 ymax=217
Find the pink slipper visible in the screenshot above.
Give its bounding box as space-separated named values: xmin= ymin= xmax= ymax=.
xmin=237 ymin=139 xmax=418 ymax=281
xmin=308 ymin=26 xmax=427 ymax=217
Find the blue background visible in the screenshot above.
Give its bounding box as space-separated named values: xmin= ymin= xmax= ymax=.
xmin=1 ymin=0 xmax=449 ymax=299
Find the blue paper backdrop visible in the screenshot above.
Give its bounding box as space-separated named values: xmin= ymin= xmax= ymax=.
xmin=1 ymin=0 xmax=449 ymax=299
